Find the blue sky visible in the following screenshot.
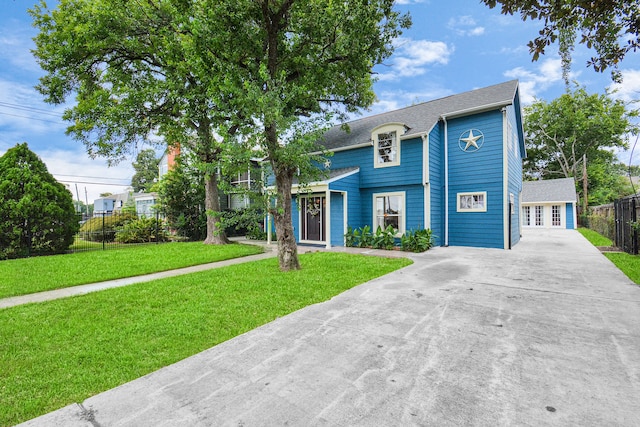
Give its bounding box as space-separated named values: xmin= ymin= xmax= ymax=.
xmin=1 ymin=0 xmax=639 ymax=203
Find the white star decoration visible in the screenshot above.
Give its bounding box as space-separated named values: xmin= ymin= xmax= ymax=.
xmin=459 ymin=129 xmax=484 ymax=152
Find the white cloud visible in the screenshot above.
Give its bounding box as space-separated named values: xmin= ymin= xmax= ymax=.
xmin=503 ymin=58 xmax=564 ymax=104
xmin=609 ymin=69 xmax=640 ymax=103
xmin=377 ymin=38 xmax=453 ymax=82
xmin=0 ymin=27 xmax=40 ymax=74
xmin=367 ymin=87 xmax=454 ymax=116
xmin=447 ymin=15 xmax=485 ymax=37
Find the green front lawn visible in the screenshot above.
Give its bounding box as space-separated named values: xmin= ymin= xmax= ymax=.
xmin=0 ymin=252 xmax=412 ymax=426
xmin=0 ymin=242 xmax=263 ymax=299
xmin=578 ymin=228 xmax=640 ymax=284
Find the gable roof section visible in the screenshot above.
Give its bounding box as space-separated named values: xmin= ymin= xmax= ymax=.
xmin=320 ymin=80 xmax=520 ymax=151
xmin=522 ymin=178 xmax=577 ymax=203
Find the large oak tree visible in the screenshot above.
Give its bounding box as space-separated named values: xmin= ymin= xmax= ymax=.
xmin=194 ymin=0 xmax=410 ymax=270
xmin=30 ymin=0 xmax=238 ymax=244
xmin=523 ymin=86 xmax=638 ymax=205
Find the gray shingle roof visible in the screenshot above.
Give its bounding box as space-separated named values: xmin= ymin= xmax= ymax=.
xmin=320 ymin=80 xmax=520 ymax=150
xmin=291 ymin=166 xmax=359 ymax=186
xmin=522 ymin=178 xmax=577 ymax=203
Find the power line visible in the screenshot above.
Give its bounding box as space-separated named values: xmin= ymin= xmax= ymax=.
xmin=0 ymin=110 xmax=63 ymax=125
xmin=0 ymin=101 xmax=64 ymax=117
xmin=57 ymin=179 xmax=132 ymax=186
xmin=54 ymin=173 xmax=132 ymax=182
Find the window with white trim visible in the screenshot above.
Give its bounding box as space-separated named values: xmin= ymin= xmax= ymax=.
xmin=373 ymin=192 xmax=405 ymax=233
xmin=376 ymin=131 xmax=398 ymax=165
xmin=535 ymin=205 xmax=544 ymax=226
xmin=522 ymin=206 xmax=531 ymax=226
xmin=457 ymin=192 xmax=487 ymax=212
xmin=372 ymin=123 xmax=405 ymax=168
xmin=552 ymin=205 xmax=561 ymax=226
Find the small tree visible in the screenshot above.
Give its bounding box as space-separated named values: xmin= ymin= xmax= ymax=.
xmin=131 ymin=149 xmax=159 ymax=193
xmin=156 ymin=158 xmax=207 ymax=241
xmin=0 ymin=143 xmax=79 ymax=259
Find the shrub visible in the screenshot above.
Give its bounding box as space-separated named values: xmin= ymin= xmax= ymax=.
xmin=401 ymin=228 xmax=434 ymax=253
xmin=0 ymin=143 xmax=79 ymax=259
xmin=345 ymin=225 xmax=434 ymax=252
xmin=372 ymin=225 xmax=396 ymax=250
xmin=115 ymin=217 xmax=169 ymax=243
xmin=79 ymin=213 xmax=137 ymax=242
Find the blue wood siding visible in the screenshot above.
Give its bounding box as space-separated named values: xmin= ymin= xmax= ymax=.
xmin=327 ymin=137 xmax=424 ymax=189
xmin=329 ymin=172 xmax=362 ymax=230
xmin=506 ymin=104 xmax=524 ymax=247
xmin=330 ymin=192 xmax=344 ymax=246
xmin=566 ymin=203 xmax=575 ymax=228
xmin=428 ymin=124 xmax=444 ymax=246
xmin=359 ymin=184 xmax=424 ymax=232
xmin=447 ymin=110 xmax=505 ymax=249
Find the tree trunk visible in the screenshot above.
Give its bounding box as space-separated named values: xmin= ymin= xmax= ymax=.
xmin=273 ymin=167 xmax=300 ymax=271
xmin=203 ymin=171 xmax=230 ymax=245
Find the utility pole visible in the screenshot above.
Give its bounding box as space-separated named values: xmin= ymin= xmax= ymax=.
xmin=582 ymin=154 xmax=588 ymax=214
xmin=75 ymin=183 xmax=81 ymax=213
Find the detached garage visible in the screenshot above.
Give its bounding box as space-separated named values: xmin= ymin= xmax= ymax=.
xmin=521 ymin=178 xmax=578 ymax=229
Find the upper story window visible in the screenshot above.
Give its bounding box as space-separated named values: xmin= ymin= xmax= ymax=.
xmin=377 ymin=131 xmax=397 ymax=164
xmin=372 ymin=123 xmax=406 ymax=168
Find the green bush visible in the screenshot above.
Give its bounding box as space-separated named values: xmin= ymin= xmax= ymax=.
xmin=115 ymin=217 xmax=168 ymax=243
xmin=79 ymin=213 xmax=137 ymax=242
xmin=372 ymin=225 xmax=396 ymax=250
xmin=401 ymin=228 xmax=434 ymax=253
xmin=345 ymin=225 xmax=434 ymax=252
xmin=0 ymin=143 xmax=79 ymax=259
xmin=587 ymin=214 xmax=615 ymax=241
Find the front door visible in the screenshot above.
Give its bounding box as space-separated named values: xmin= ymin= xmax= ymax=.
xmin=301 ymin=195 xmax=325 ymax=242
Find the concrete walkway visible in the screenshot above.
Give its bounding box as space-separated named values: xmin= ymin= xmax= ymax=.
xmin=0 ymin=249 xmax=277 ymax=310
xmin=17 ymin=230 xmax=640 ymax=426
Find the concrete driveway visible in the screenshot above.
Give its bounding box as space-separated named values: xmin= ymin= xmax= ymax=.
xmin=20 ymin=229 xmax=640 ymax=426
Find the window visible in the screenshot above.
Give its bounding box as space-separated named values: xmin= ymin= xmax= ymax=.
xmin=373 ymin=192 xmax=405 ymax=234
xmin=377 ymin=131 xmax=397 ymax=164
xmin=457 ymin=192 xmax=487 ymax=212
xmin=552 ymin=205 xmax=561 ymax=226
xmin=535 ymin=205 xmax=544 ymax=226
xmin=522 ymin=206 xmax=531 ymax=226
xmin=372 ymin=123 xmax=405 ymax=168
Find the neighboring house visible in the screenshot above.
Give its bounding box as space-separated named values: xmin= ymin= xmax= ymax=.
xmin=93 ymin=191 xmax=158 ymax=216
xmin=159 ymin=144 xmax=260 ymax=211
xmin=93 ymin=197 xmax=115 ymax=215
xmin=274 ymin=80 xmax=526 ymax=249
xmin=159 ymin=144 xmax=181 ymax=178
xmin=521 ymin=178 xmax=577 ymax=229
xmin=133 ymin=192 xmax=159 ymax=217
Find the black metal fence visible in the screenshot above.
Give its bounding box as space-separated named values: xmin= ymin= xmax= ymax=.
xmin=71 ymin=210 xmax=170 ymax=253
xmin=614 ymin=195 xmax=639 ymax=255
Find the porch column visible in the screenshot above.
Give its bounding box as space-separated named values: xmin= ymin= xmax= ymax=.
xmin=325 ymin=189 xmax=331 ymax=249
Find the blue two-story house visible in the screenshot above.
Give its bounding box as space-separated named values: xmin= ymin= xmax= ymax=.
xmin=283 ymin=80 xmax=525 ymax=249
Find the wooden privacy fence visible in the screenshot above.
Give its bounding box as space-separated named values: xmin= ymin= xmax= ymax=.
xmin=613 ymin=195 xmax=639 ymax=255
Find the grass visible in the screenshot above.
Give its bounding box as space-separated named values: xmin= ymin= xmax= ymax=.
xmin=0 ymin=242 xmax=263 ymax=299
xmin=603 ymin=252 xmax=640 ymax=284
xmin=578 ymin=227 xmax=640 ymax=284
xmin=0 ymin=252 xmax=412 ymax=426
xmin=577 ymin=227 xmax=613 ymax=247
